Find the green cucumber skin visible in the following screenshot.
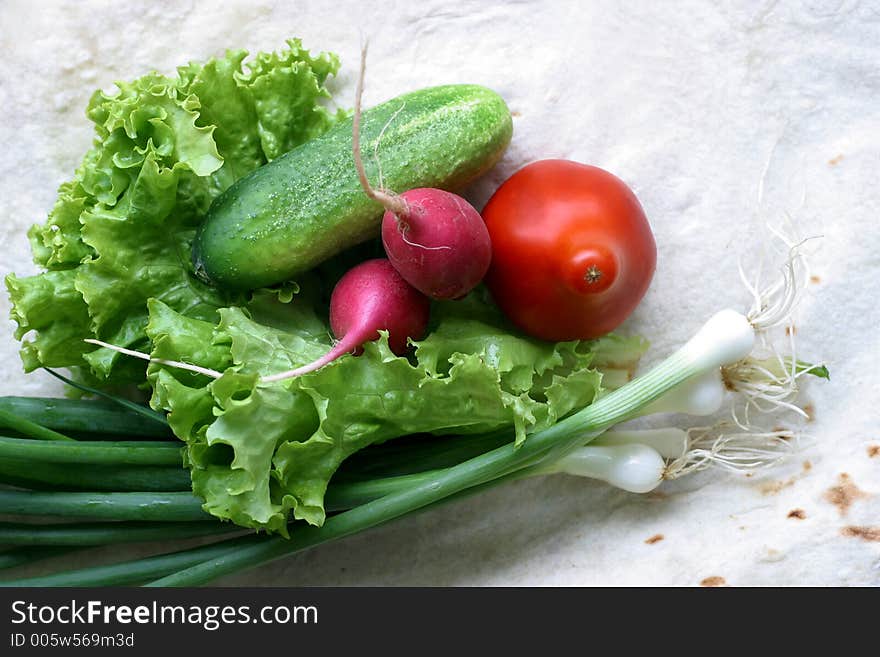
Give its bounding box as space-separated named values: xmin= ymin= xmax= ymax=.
xmin=192 ymin=84 xmax=513 ymax=290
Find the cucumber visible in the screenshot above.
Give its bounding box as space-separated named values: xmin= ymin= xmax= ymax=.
xmin=192 ymin=84 xmax=513 ymax=290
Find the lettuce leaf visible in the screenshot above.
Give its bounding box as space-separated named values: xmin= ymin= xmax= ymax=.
xmin=6 ymin=39 xmax=342 ymax=385
xmin=145 ymin=292 xmax=647 ymax=533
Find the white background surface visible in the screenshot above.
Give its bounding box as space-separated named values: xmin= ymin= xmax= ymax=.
xmin=1 ymin=0 xmax=878 ymax=586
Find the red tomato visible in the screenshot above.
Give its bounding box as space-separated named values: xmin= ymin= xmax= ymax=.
xmin=482 ymin=159 xmax=656 ymax=341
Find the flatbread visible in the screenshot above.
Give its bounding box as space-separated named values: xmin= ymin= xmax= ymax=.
xmin=1 ymin=0 xmax=877 ymax=586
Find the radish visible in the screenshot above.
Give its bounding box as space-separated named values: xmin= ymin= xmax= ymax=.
xmin=352 ymin=45 xmax=493 ymax=300
xmin=260 ymin=259 xmax=430 ymax=382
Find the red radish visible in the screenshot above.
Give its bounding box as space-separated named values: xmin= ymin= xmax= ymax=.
xmin=380 ymin=188 xmax=492 ymax=300
xmin=352 ymin=45 xmax=492 ymax=300
xmin=260 ymin=259 xmax=429 ymax=382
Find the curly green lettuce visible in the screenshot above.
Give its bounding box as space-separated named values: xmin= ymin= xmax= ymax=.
xmin=145 ymin=290 xmax=647 ymax=533
xmin=7 ymin=39 xmax=343 ymax=385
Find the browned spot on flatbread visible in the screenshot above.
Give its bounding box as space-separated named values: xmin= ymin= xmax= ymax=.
xmin=510 ymin=110 xmax=522 ymax=117
xmin=828 ymin=154 xmax=844 ymax=166
xmin=644 ymin=534 xmax=664 ymax=545
xmin=823 ymin=474 xmax=868 ymax=516
xmin=760 ymin=461 xmax=813 ymax=495
xmin=809 ymin=275 xmax=821 ymax=284
xmin=802 ymin=403 xmax=815 ymax=422
xmin=787 ymin=508 xmax=806 ymax=519
xmin=700 ymin=576 xmax=726 ymax=587
xmin=760 ymin=477 xmax=796 ymax=495
xmin=868 ymin=445 xmax=880 ymax=458
xmin=841 ymin=526 xmax=880 ymax=542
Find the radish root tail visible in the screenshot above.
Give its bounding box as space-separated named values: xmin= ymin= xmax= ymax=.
xmin=85 ymin=334 xmax=360 ymax=385
xmin=373 ymin=101 xmax=406 ymax=191
xmin=352 ymin=43 xmax=450 ymax=253
xmin=258 ymin=334 xmax=361 ymax=383
xmin=352 ymin=41 xmax=408 ymax=218
xmin=84 ymin=339 xmax=224 ymax=379
xmin=398 ymin=225 xmax=452 ymax=252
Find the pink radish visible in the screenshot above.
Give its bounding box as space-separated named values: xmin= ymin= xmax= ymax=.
xmin=379 ymin=189 xmax=492 ymax=300
xmin=352 ymin=45 xmax=492 ymax=300
xmin=260 ymin=259 xmax=429 ymax=382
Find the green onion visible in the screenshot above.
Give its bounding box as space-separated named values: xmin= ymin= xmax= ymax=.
xmin=325 ymin=470 xmax=440 ymax=509
xmin=0 ymin=491 xmax=208 ymax=521
xmin=336 ymin=430 xmax=510 ymax=479
xmin=0 ymin=546 xmax=71 ymax=571
xmin=0 ymin=458 xmax=191 ymax=492
xmin=0 ymin=409 xmax=74 ymax=442
xmin=0 ymin=521 xmax=239 ymax=546
xmin=0 ymin=395 xmax=171 ymax=438
xmin=0 ymin=470 xmax=443 ymax=522
xmin=43 ymin=368 xmax=170 ymax=427
xmin=0 ymin=436 xmax=182 ymax=466
xmin=0 ymin=539 xmax=254 ymax=587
